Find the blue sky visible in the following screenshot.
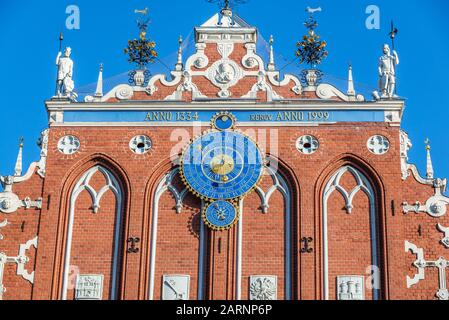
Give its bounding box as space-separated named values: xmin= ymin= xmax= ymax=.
xmin=0 ymin=0 xmax=448 ymax=184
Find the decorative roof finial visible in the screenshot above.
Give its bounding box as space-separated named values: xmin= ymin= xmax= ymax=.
xmin=14 ymin=137 xmax=24 ymax=177
xmin=425 ymin=138 xmax=434 ymax=179
xmin=347 ymin=64 xmax=355 ymax=97
xmin=95 ymin=63 xmax=104 ymax=98
xmin=296 ymin=7 xmax=328 ymax=68
xmin=176 ymin=35 xmax=184 ymax=71
xmin=124 ymin=8 xmax=158 ymax=70
xmin=206 ymin=0 xmax=248 ymax=20
xmin=268 ymin=35 xmax=275 ymax=71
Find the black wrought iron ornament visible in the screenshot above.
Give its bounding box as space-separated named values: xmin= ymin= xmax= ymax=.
xmin=295 ymin=8 xmax=328 ymax=68
xmin=300 ymin=237 xmax=314 ymax=253
xmin=124 ymin=9 xmax=158 ymax=70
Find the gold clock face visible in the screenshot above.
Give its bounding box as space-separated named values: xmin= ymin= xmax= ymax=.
xmin=210 ymin=154 xmax=235 ymax=176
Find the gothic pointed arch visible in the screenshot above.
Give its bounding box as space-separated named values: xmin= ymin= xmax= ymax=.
xmin=142 ymin=159 xmax=203 ymax=301
xmin=315 ymin=154 xmax=388 ymax=301
xmin=238 ymin=156 xmax=300 ymax=300
xmin=55 ymin=154 xmax=131 ymax=300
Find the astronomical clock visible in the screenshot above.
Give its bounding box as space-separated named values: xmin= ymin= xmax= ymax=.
xmin=180 ymin=112 xmax=264 ymax=231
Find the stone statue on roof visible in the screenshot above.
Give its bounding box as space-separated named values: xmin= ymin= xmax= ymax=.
xmin=378 ymin=44 xmax=399 ymax=99
xmin=55 ymin=47 xmax=76 ymax=99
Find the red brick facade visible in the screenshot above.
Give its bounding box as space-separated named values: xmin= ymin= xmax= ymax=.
xmin=0 ymin=11 xmax=447 ymax=301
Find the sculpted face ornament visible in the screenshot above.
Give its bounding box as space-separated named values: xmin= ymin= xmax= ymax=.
xmin=0 ymin=199 xmax=11 ymax=211
xmin=215 ymin=62 xmax=235 ymax=84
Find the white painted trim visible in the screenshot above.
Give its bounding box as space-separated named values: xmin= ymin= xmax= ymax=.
xmin=46 ymin=102 xmax=404 ymax=112
xmin=148 ymin=168 xmax=191 ymax=300
xmin=237 ymin=166 xmax=292 ymax=300
xmin=197 ymin=200 xmax=206 ymax=300
xmin=62 ymin=166 xmax=122 ymax=300
xmin=236 ymin=200 xmax=243 ymax=300
xmin=322 ymin=166 xmax=379 ymax=300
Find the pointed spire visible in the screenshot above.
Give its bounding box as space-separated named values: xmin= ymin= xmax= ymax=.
xmin=347 ymin=64 xmax=355 ymax=96
xmin=14 ymin=137 xmax=24 ymax=177
xmin=268 ymin=35 xmax=275 ymax=71
xmin=425 ymin=138 xmax=434 ymax=179
xmin=176 ymin=35 xmax=183 ymax=71
xmin=95 ymin=63 xmax=104 ymax=98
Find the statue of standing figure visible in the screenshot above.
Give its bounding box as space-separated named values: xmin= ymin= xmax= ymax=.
xmin=55 ymin=47 xmax=77 ymax=100
xmin=378 ymin=44 xmax=399 ymax=98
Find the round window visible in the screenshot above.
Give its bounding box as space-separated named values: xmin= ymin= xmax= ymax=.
xmin=297 ymin=135 xmax=319 ymax=155
xmin=130 ymin=135 xmax=152 ymax=155
xmin=58 ymin=136 xmax=81 ymax=155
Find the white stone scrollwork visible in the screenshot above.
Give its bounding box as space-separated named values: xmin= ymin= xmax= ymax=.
xmin=249 ymin=276 xmax=277 ymax=301
xmin=266 ymin=72 xmax=302 ymax=96
xmin=242 ymin=71 xmax=283 ymax=102
xmin=337 ymin=276 xmax=365 ymax=300
xmin=187 ymin=43 xmax=209 ymax=69
xmin=37 ymin=129 xmax=49 ymax=178
xmin=146 ymin=84 xmax=158 ymax=96
xmin=317 ymin=83 xmax=365 ymax=102
xmin=0 ymin=192 xmax=42 ymax=214
xmin=400 ymin=130 xmax=412 ymax=180
xmin=115 ymin=84 xmax=134 ymax=100
xmin=0 ymin=236 xmax=38 ymax=300
xmin=165 ymin=71 xmax=207 ymax=101
xmin=403 ymin=181 xmax=449 ymax=218
xmin=437 ymin=224 xmax=449 ymax=249
xmin=405 ymin=241 xmax=449 ymax=300
xmin=241 ymin=43 xmax=263 ymax=70
xmin=75 ymin=275 xmax=104 ymax=300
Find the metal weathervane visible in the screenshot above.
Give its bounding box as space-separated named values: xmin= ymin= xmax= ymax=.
xmin=295 ymin=7 xmax=328 ymax=68
xmin=124 ymin=7 xmax=158 ymax=70
xmin=124 ymin=7 xmax=158 ymax=86
xmin=206 ymin=0 xmax=249 ymax=11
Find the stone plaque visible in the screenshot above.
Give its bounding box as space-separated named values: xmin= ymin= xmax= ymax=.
xmin=337 ymin=276 xmax=365 ymax=300
xmin=75 ymin=274 xmax=104 ymax=300
xmin=249 ymin=276 xmax=277 ymax=300
xmin=162 ymin=275 xmax=190 ymax=300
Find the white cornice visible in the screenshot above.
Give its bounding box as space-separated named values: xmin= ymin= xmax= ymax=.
xmin=45 ymin=100 xmax=405 ymax=112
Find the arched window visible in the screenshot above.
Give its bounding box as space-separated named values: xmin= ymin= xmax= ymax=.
xmin=322 ymin=166 xmax=380 ymax=300
xmin=61 ymin=166 xmax=123 ymax=300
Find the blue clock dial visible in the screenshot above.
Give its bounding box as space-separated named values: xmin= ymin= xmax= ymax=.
xmin=203 ymin=201 xmax=238 ymax=231
xmin=181 ymin=131 xmax=264 ymax=201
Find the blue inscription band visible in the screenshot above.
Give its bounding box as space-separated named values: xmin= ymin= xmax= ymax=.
xmin=63 ymin=109 xmax=386 ymax=124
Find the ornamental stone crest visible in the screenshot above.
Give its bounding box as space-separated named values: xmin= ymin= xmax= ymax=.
xmin=207 ymin=59 xmax=243 ymax=97
xmin=249 ymin=276 xmax=277 ymax=300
